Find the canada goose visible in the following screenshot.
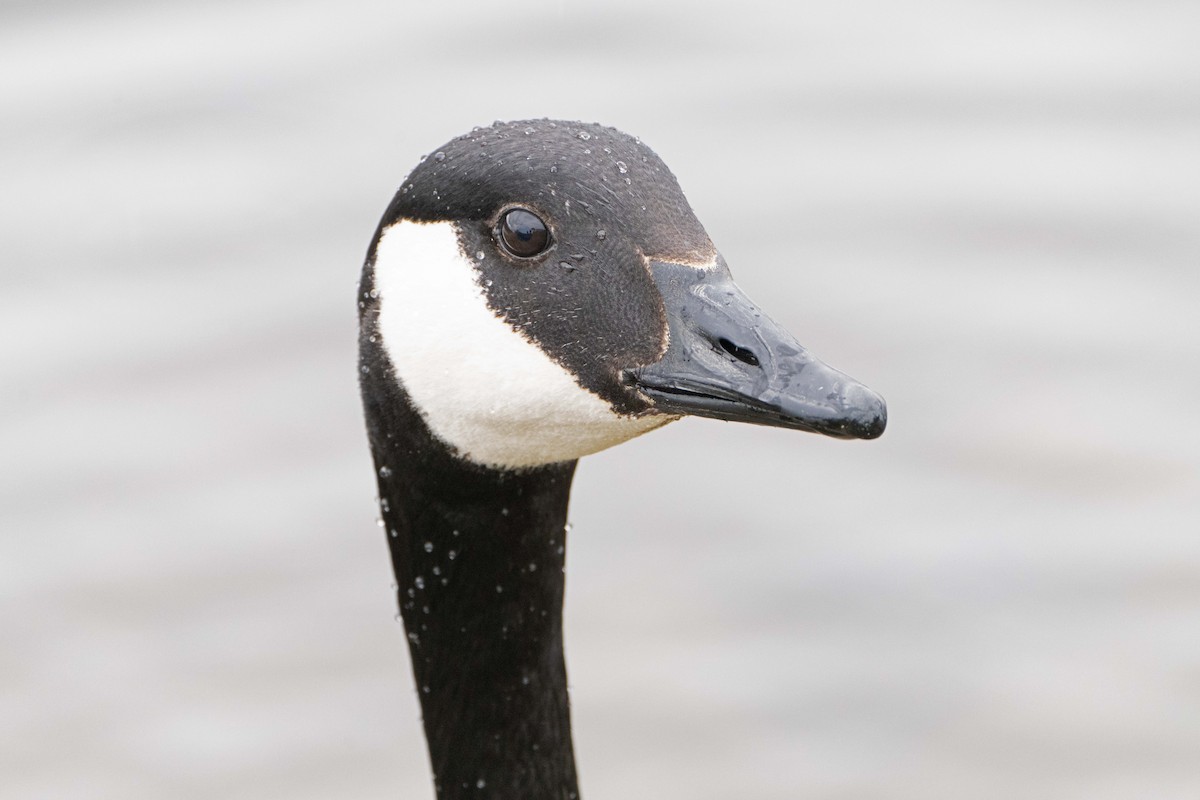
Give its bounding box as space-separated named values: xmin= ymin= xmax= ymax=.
xmin=358 ymin=119 xmax=885 ymax=799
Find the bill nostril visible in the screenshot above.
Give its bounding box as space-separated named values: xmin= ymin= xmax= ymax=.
xmin=717 ymin=337 xmax=760 ymax=367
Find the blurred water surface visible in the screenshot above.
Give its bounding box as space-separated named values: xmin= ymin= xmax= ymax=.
xmin=2 ymin=1 xmax=1198 ymax=798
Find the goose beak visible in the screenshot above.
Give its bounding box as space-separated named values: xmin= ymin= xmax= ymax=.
xmin=628 ymin=260 xmax=886 ymax=440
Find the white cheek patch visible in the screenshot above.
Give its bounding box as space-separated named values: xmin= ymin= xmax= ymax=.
xmin=372 ymin=220 xmax=672 ymax=470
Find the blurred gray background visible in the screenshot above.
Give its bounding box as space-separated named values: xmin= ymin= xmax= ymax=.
xmin=3 ymin=0 xmax=1198 ymax=797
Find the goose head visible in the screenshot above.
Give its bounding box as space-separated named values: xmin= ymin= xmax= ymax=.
xmin=360 ymin=119 xmax=885 ymax=471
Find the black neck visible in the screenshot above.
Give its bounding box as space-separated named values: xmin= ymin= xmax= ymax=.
xmin=362 ymin=364 xmax=582 ymax=799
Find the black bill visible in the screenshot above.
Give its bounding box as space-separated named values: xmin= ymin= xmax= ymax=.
xmin=628 ymin=260 xmax=886 ymax=440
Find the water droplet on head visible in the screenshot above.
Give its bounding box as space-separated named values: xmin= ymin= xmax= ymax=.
xmin=379 ymin=466 xmax=392 ymax=478
xmin=414 ymin=576 xmax=425 ymax=589
xmin=616 ymin=161 xmax=628 ymax=173
xmin=559 ymin=261 xmax=576 ymax=271
xmin=596 ymin=229 xmax=606 ymax=240
xmin=577 ymin=131 xmax=591 ymax=140
xmin=477 ymin=779 xmax=487 ymax=789
xmin=390 ymin=528 xmax=398 ymax=538
xmin=475 ymin=251 xmax=485 ymax=260
xmin=424 ymin=541 xmax=434 ymax=552
xmin=361 ymin=365 xmax=370 ymax=374
xmin=433 ymin=151 xmax=446 ymax=162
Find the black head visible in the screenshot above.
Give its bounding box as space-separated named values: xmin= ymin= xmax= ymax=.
xmin=359 ymin=120 xmax=884 ymax=470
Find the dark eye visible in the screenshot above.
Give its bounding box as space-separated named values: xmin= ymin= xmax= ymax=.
xmin=497 ymin=208 xmax=551 ymax=258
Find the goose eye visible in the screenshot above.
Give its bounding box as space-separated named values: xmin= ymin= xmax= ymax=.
xmin=497 ymin=209 xmax=550 ymax=258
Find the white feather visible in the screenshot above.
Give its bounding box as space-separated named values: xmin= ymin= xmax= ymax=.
xmin=373 ymin=220 xmax=671 ymax=469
